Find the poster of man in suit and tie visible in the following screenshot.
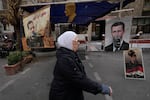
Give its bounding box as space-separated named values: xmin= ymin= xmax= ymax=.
xmin=104 ymin=16 xmax=132 ymax=52
xmin=22 ymin=6 xmax=55 ymax=51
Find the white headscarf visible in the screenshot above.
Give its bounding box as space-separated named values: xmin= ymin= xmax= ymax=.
xmin=57 ymin=31 xmax=77 ymax=50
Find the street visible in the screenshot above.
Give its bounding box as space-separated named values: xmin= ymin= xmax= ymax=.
xmin=0 ymin=49 xmax=150 ymax=100
xmin=0 ymin=0 xmax=149 ymax=99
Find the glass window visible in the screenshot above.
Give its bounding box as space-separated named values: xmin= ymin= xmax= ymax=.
xmin=138 ymin=18 xmax=145 ymax=25
xmin=145 ymin=18 xmax=150 ymax=24
xmin=145 ymin=0 xmax=150 ymax=6
xmin=132 ymin=19 xmax=137 ymax=25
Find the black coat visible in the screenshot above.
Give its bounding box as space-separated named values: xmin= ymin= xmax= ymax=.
xmin=49 ymin=47 xmax=102 ymax=100
xmin=105 ymin=41 xmax=129 ymax=51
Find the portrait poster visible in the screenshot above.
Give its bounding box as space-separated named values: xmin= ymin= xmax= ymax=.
xmin=123 ymin=48 xmax=145 ymax=80
xmin=23 ymin=6 xmax=54 ymax=50
xmin=104 ymin=16 xmax=132 ymax=52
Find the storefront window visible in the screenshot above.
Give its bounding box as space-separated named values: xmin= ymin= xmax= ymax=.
xmin=131 ymin=16 xmax=150 ymax=39
xmin=144 ymin=0 xmax=150 ymax=6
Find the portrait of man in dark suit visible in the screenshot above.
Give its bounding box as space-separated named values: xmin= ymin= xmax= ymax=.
xmin=26 ymin=20 xmax=44 ymax=48
xmin=105 ymin=21 xmax=129 ymax=52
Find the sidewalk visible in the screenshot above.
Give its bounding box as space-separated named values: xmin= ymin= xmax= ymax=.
xmin=87 ymin=41 xmax=104 ymax=51
xmin=0 ymin=58 xmax=13 ymax=88
xmin=79 ymin=41 xmax=104 ymax=52
xmin=0 ymin=58 xmax=7 ymax=76
xmin=0 ymin=51 xmax=56 ymax=90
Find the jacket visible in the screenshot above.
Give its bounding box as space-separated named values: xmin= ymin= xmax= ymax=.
xmin=49 ymin=47 xmax=102 ymax=100
xmin=105 ymin=40 xmax=129 ymax=51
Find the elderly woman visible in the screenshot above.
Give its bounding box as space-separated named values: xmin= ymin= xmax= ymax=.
xmin=49 ymin=31 xmax=112 ymax=100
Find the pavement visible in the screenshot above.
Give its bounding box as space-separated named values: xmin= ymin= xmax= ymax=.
xmin=0 ymin=58 xmax=9 ymax=88
xmin=0 ymin=51 xmax=56 ymax=89
xmin=79 ymin=41 xmax=104 ymax=52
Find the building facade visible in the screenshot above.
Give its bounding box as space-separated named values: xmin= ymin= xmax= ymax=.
xmin=1 ymin=0 xmax=149 ymax=16
xmin=0 ymin=0 xmax=149 ymax=36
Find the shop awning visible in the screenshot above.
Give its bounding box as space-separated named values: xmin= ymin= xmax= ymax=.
xmin=21 ymin=0 xmax=135 ymax=25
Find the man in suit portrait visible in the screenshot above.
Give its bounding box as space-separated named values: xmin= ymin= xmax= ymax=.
xmin=105 ymin=21 xmax=129 ymax=52
xmin=26 ymin=20 xmax=44 ymax=48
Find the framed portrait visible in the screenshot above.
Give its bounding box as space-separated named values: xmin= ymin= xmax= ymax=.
xmin=123 ymin=48 xmax=146 ymax=80
xmin=22 ymin=6 xmax=54 ymax=49
xmin=104 ymin=16 xmax=132 ymax=52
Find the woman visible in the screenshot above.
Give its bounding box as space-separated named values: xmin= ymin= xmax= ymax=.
xmin=49 ymin=31 xmax=112 ymax=100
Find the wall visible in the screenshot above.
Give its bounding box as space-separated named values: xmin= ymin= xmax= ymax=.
xmin=0 ymin=0 xmax=3 ymax=9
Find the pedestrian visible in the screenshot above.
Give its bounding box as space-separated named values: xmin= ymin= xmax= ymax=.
xmin=49 ymin=31 xmax=112 ymax=100
xmin=105 ymin=21 xmax=129 ymax=52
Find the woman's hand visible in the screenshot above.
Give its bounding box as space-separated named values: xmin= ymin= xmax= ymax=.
xmin=101 ymin=84 xmax=112 ymax=96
